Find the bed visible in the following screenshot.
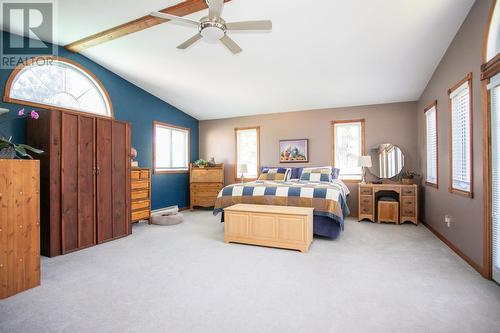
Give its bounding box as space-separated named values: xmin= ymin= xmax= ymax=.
xmin=213 ymin=178 xmax=350 ymax=239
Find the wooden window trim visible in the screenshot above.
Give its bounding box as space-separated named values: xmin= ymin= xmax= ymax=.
xmin=424 ymin=100 xmax=439 ymax=189
xmin=153 ymin=121 xmax=190 ymax=175
xmin=3 ymin=56 xmax=114 ymax=118
xmin=448 ymin=73 xmax=473 ymax=198
xmin=331 ymin=119 xmax=366 ymax=183
xmin=234 ymin=126 xmax=260 ymax=182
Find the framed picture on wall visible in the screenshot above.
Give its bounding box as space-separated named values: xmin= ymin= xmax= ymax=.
xmin=279 ymin=139 xmax=309 ymax=163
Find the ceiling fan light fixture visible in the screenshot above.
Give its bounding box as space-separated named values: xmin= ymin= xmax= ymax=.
xmin=200 ymin=20 xmax=226 ymax=41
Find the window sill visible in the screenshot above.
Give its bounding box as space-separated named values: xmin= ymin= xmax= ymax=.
xmin=235 ymin=178 xmax=257 ymax=182
xmin=448 ymin=187 xmax=473 ymax=198
xmin=341 ymin=179 xmax=362 ymax=184
xmin=155 ymin=169 xmax=189 ymax=175
xmin=425 ymin=181 xmax=439 ymax=189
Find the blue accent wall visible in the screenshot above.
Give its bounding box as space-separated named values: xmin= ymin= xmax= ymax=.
xmin=0 ymin=31 xmax=199 ymax=210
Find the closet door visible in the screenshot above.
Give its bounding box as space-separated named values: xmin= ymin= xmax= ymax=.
xmin=96 ymin=119 xmax=131 ymax=243
xmin=61 ymin=113 xmax=96 ymax=253
xmin=490 ymin=73 xmax=500 ymax=284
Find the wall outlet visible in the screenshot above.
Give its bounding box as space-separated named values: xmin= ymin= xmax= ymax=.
xmin=445 ymin=215 xmax=453 ymax=227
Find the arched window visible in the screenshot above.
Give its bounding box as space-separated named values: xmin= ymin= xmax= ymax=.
xmin=486 ymin=1 xmax=500 ymax=62
xmin=4 ymin=57 xmax=113 ymax=117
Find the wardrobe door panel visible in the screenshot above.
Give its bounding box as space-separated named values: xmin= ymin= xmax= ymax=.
xmin=78 ymin=116 xmax=96 ymax=248
xmin=61 ymin=113 xmax=79 ymax=253
xmin=111 ymin=121 xmax=129 ymax=238
xmin=96 ymin=119 xmax=113 ymax=243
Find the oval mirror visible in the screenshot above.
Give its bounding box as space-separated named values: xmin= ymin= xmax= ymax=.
xmin=368 ymin=143 xmax=405 ymax=179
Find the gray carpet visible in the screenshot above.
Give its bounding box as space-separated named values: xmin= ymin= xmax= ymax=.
xmin=1 ymin=211 xmax=500 ymax=333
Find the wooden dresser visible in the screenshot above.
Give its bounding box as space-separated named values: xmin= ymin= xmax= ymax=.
xmin=190 ymin=164 xmax=224 ymax=210
xmin=0 ymin=160 xmax=40 ymax=299
xmin=358 ymin=183 xmax=418 ymax=225
xmin=131 ymin=168 xmax=151 ymax=223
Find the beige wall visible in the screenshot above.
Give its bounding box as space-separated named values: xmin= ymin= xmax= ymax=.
xmin=417 ymin=0 xmax=492 ymax=269
xmin=200 ymin=102 xmax=418 ymax=216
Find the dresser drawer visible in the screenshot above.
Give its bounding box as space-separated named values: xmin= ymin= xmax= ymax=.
xmin=359 ymin=186 xmax=373 ymax=195
xmin=401 ymin=198 xmax=416 ymax=216
xmin=359 ymin=196 xmax=373 ymax=215
xmin=132 ymin=209 xmax=150 ymax=221
xmin=193 ymin=196 xmax=217 ymax=207
xmin=359 ymin=204 xmax=373 ymax=215
xmin=401 ymin=187 xmax=416 ymax=197
xmin=191 ymin=168 xmax=224 ymax=183
xmin=359 ymin=196 xmax=372 ymax=207
xmin=132 ymin=200 xmax=150 ymax=211
xmin=131 ymin=170 xmax=141 ymax=179
xmin=191 ymin=183 xmax=223 ymax=195
xmin=131 ymin=189 xmax=149 ymax=201
xmin=131 ymin=180 xmax=149 ymax=190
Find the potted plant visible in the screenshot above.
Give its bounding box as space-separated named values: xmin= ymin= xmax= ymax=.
xmin=193 ymin=159 xmax=210 ymax=168
xmin=400 ymin=171 xmax=419 ymax=185
xmin=0 ymin=108 xmax=44 ymax=159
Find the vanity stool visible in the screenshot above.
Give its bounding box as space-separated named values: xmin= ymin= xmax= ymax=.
xmin=377 ymin=197 xmax=399 ymax=224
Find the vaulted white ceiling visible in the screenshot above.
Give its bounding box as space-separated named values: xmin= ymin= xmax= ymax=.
xmin=7 ymin=0 xmax=475 ymax=120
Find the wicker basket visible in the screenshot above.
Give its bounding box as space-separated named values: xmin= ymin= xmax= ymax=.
xmin=402 ymin=178 xmax=413 ymax=185
xmin=0 ymin=147 xmax=16 ymax=159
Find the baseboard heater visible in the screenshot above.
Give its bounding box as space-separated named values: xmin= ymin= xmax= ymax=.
xmin=151 ymin=206 xmax=179 ymax=216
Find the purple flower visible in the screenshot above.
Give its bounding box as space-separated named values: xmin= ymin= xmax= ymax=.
xmin=30 ymin=111 xmax=39 ymax=120
xmin=18 ymin=108 xmax=25 ymax=116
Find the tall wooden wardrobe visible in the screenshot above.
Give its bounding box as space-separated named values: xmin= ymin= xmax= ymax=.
xmin=27 ymin=110 xmax=131 ymax=257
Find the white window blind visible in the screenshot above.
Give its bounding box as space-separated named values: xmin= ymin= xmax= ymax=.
xmin=334 ymin=121 xmax=363 ymax=180
xmin=489 ymin=73 xmax=500 ymax=284
xmin=425 ymin=106 xmax=438 ymax=184
xmin=236 ymin=128 xmax=259 ymax=179
xmin=450 ymin=81 xmax=471 ymax=193
xmin=154 ymin=123 xmax=189 ymax=172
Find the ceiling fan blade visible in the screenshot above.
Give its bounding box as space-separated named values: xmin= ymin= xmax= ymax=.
xmin=177 ymin=34 xmax=203 ymax=49
xmin=220 ymin=35 xmax=242 ymax=54
xmin=150 ymin=12 xmax=199 ymax=26
xmin=208 ymin=0 xmax=224 ymax=19
xmin=226 ymin=20 xmax=272 ymax=31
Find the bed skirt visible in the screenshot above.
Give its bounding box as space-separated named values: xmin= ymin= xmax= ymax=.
xmin=313 ymin=215 xmax=342 ymax=239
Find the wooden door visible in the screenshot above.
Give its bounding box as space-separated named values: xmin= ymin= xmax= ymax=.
xmin=96 ymin=119 xmax=130 ymax=243
xmin=61 ymin=113 xmax=96 ymax=253
xmin=0 ymin=160 xmax=40 ymax=299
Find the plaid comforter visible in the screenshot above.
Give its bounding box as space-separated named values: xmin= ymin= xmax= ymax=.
xmin=213 ymin=180 xmax=350 ymax=227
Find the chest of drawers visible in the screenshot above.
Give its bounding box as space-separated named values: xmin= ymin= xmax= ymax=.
xmin=190 ymin=164 xmax=224 ymax=210
xmin=131 ymin=168 xmax=151 ymax=223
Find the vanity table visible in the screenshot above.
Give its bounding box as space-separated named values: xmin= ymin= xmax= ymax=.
xmin=358 ymin=183 xmax=418 ymax=225
xmin=358 ymin=143 xmax=419 ymax=225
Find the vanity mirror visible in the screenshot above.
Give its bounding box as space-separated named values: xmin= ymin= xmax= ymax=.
xmin=368 ymin=143 xmax=404 ymax=179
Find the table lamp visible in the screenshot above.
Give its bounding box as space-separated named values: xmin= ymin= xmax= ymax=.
xmin=239 ymin=164 xmax=248 ymax=183
xmin=358 ymin=156 xmax=372 ymax=184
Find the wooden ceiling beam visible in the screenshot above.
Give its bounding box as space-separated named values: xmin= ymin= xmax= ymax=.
xmin=65 ymin=0 xmax=232 ymax=53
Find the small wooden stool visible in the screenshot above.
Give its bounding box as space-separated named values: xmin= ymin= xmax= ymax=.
xmin=377 ymin=197 xmax=399 ymax=224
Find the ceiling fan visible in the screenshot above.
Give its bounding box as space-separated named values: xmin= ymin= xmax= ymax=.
xmin=150 ymin=0 xmax=272 ymax=54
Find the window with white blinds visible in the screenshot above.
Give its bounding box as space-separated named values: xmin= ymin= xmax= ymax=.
xmin=154 ymin=122 xmax=190 ymax=173
xmin=425 ymin=104 xmax=438 ymax=185
xmin=449 ymin=77 xmax=472 ymax=194
xmin=333 ymin=120 xmax=365 ymax=180
xmin=489 ymin=73 xmax=500 ymax=283
xmin=235 ymin=127 xmax=260 ymax=179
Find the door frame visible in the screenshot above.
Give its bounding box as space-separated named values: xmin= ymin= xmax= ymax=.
xmin=482 ymin=0 xmax=499 ymax=280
